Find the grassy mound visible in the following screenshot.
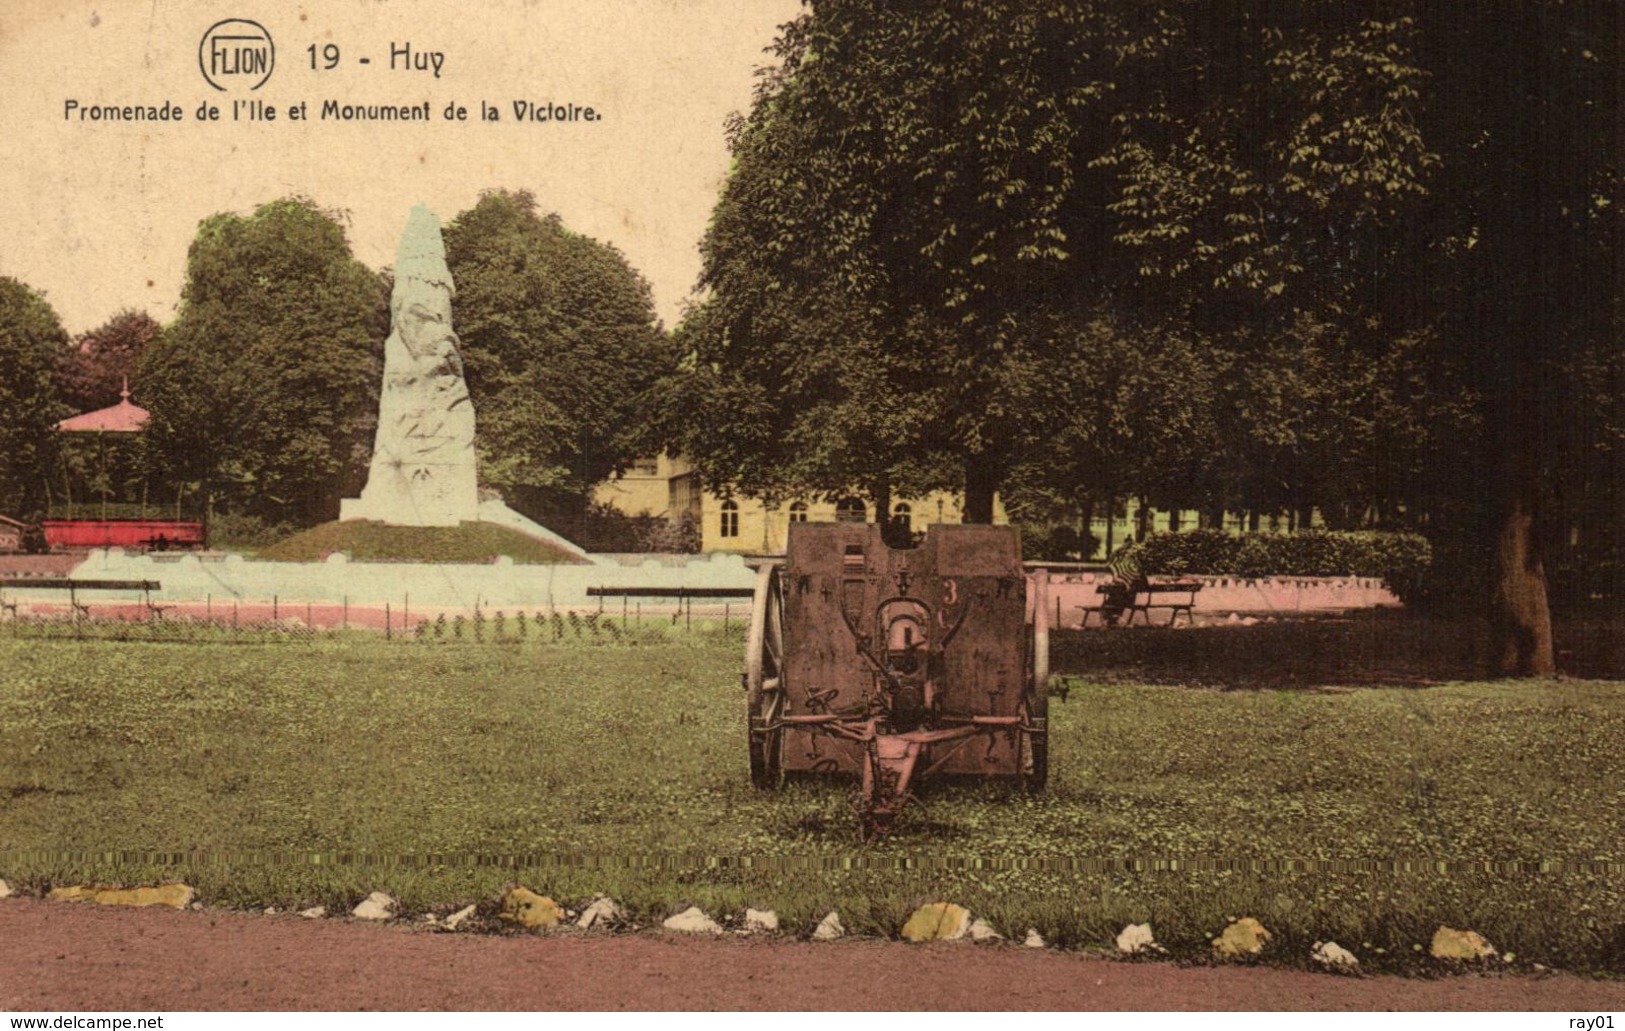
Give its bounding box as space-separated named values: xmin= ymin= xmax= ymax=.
xmin=255 ymin=520 xmax=587 ymax=565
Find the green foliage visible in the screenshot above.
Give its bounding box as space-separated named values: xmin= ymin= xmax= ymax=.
xmin=1017 ymin=522 xmax=1098 ymax=563
xmin=1136 ymin=530 xmax=1243 ymax=578
xmin=43 ymin=501 xmax=170 ymax=522
xmin=204 ymin=511 xmax=295 ymax=552
xmin=0 ymin=277 xmax=70 ymax=517
xmin=673 ymin=2 xmax=1164 ymax=519
xmin=49 ymin=432 xmax=150 ymax=520
xmin=1097 ymin=10 xmax=1437 ymax=314
xmin=254 ymin=520 xmax=586 ymax=564
xmin=1138 ymin=529 xmax=1432 ymax=591
xmin=57 ymin=309 xmax=159 ymax=413
xmin=1098 ymin=3 xmax=1618 ymax=654
xmin=136 ymin=198 xmax=387 ymax=526
xmin=1006 ymin=316 xmax=1223 ymax=521
xmin=672 ymin=2 xmax=1487 ymax=537
xmin=665 ymin=297 xmax=952 ymax=515
xmin=639 ymin=511 xmax=701 ymax=554
xmin=671 ymin=3 xmax=1618 ymax=661
xmin=1431 ymin=5 xmax=1624 ymax=640
xmin=442 ymin=190 xmax=671 ymax=521
xmin=561 ymin=502 xmax=701 ymax=554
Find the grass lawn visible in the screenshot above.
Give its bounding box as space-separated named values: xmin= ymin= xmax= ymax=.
xmin=1 ymin=635 xmax=1622 ymax=973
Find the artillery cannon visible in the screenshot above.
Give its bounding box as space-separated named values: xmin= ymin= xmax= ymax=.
xmin=744 ymin=522 xmax=1052 ymax=839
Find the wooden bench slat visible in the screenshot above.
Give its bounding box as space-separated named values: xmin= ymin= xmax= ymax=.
xmin=1078 ymin=578 xmax=1203 ymax=628
xmin=0 ymin=579 xmax=161 ymax=590
xmin=0 ymin=578 xmax=166 ymax=620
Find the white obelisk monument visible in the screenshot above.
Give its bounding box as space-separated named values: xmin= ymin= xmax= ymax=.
xmin=341 ymin=205 xmax=481 ymax=526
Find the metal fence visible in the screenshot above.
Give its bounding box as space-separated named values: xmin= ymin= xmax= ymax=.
xmin=0 ymin=604 xmax=748 ymax=647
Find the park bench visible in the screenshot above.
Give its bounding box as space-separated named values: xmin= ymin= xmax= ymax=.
xmin=0 ymin=578 xmax=166 ymax=620
xmin=1077 ymin=578 xmax=1204 ymax=628
xmin=586 ymin=585 xmax=756 ymax=629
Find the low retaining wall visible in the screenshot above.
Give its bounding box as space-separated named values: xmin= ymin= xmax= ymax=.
xmin=18 ymin=549 xmax=758 ymax=611
xmin=1042 ymin=571 xmax=1398 ymax=628
xmin=2 ymin=550 xmax=1398 ymax=622
xmin=0 ymin=554 xmax=85 ymax=579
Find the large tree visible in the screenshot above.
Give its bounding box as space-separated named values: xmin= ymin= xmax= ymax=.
xmin=442 ymin=190 xmax=671 ymax=525
xmin=1090 ymin=3 xmax=1620 ymax=673
xmin=686 ymin=1 xmax=1615 ymax=674
xmin=58 ymin=310 xmax=160 ymax=414
xmin=0 ymin=277 xmax=69 ymax=519
xmin=680 ymin=2 xmax=1165 ymax=523
xmin=1004 ymin=314 xmax=1220 ymax=542
xmin=681 ymin=4 xmax=1444 ymax=525
xmin=1408 ymin=3 xmax=1621 ymax=674
xmin=664 ymin=288 xmax=958 ymax=526
xmin=137 ymin=198 xmax=387 ymax=526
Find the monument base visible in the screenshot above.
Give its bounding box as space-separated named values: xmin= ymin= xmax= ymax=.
xmin=476 ymin=499 xmax=599 ymax=564
xmin=335 ymin=497 xmax=598 ymax=564
xmin=339 ymin=493 xmax=480 ymax=527
xmin=339 ymin=457 xmax=481 ymax=526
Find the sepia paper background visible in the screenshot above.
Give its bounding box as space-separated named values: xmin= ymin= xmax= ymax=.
xmin=0 ymin=0 xmax=802 ymax=333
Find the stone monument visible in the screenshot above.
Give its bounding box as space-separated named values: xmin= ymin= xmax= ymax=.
xmin=341 ymin=205 xmax=481 ymax=526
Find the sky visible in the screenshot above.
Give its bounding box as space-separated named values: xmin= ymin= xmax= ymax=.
xmin=0 ymin=0 xmax=804 ymax=335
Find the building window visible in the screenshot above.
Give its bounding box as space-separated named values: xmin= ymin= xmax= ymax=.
xmin=631 ymin=456 xmax=659 ymax=476
xmin=835 ymin=497 xmax=867 ymax=523
xmin=720 ymin=499 xmax=739 ymax=538
xmin=789 ymin=501 xmax=808 ymax=523
xmin=891 ymin=502 xmax=912 ymax=535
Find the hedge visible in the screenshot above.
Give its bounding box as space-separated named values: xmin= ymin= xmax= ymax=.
xmin=1136 ymin=529 xmax=1432 ymax=595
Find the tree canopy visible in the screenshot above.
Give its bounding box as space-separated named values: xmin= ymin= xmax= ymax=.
xmin=676 ymin=4 xmax=1453 ymax=519
xmin=675 ymin=3 xmax=1138 ymax=521
xmin=136 ymin=197 xmax=387 ymax=527
xmin=443 ymin=189 xmax=672 ymax=525
xmin=58 ymin=309 xmax=160 ymax=415
xmin=669 ymin=0 xmax=1620 ymax=673
xmin=0 ymin=277 xmax=69 ymax=519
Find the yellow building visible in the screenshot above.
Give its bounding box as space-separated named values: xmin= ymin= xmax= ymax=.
xmin=594 ymin=457 xmax=1318 ymax=556
xmin=695 ymin=489 xmax=1013 ymax=555
xmin=592 ymin=456 xmax=1009 ymax=554
xmin=591 ymin=454 xmax=684 ymax=523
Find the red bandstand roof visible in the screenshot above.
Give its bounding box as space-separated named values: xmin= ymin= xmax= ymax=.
xmin=57 ymin=382 xmax=148 ymax=433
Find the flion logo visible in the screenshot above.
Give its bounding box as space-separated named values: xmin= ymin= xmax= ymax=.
xmin=199 ymin=19 xmax=275 ymax=92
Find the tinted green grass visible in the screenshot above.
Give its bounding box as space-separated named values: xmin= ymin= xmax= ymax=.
xmin=1 ymin=637 xmax=1621 ymax=973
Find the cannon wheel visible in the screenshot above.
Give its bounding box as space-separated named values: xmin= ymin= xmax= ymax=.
xmin=1022 ymin=591 xmax=1051 ymax=792
xmin=745 ymin=563 xmax=786 ymax=790
xmin=1021 ymin=675 xmax=1049 ymax=792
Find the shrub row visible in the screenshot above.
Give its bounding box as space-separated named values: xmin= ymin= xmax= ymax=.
xmin=1136 ymin=529 xmax=1432 ymax=592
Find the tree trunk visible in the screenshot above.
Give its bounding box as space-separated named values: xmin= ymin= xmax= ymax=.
xmin=1488 ymin=459 xmax=1557 ymax=676
xmin=872 ymin=475 xmax=892 ymax=526
xmin=962 ymin=452 xmax=998 ymax=524
xmin=872 ymin=475 xmax=896 ymax=545
xmin=1080 ymin=497 xmax=1096 ymax=559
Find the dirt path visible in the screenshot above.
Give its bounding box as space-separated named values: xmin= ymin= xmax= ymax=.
xmin=1 ymin=900 xmax=1621 ymax=1011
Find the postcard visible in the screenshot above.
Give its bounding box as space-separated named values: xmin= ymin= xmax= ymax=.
xmin=0 ymin=0 xmax=1621 ymax=1016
